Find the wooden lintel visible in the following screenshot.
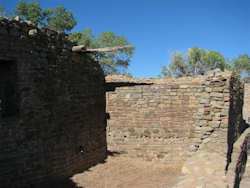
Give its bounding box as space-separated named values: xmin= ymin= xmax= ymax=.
xmin=72 ymin=45 xmax=134 ymax=53
xmin=72 ymin=45 xmax=87 ymax=52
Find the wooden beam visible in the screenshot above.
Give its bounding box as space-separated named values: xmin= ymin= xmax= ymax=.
xmin=72 ymin=45 xmax=87 ymax=52
xmin=72 ymin=45 xmax=134 ymax=53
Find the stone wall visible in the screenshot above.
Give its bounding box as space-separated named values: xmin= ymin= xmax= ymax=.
xmin=0 ymin=17 xmax=107 ymax=187
xmin=173 ymin=73 xmax=249 ymax=188
xmin=226 ymin=76 xmax=249 ymax=170
xmin=106 ymin=75 xmax=204 ymax=162
xmin=226 ymin=128 xmax=250 ymax=188
xmin=244 ymin=83 xmax=250 ymax=123
xmin=106 ymin=69 xmax=236 ymax=162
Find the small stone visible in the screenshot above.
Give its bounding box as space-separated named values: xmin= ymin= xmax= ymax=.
xmin=193 ymin=166 xmax=200 ymax=172
xmin=210 ymin=92 xmax=224 ymax=98
xmin=25 ymin=20 xmax=33 ymax=25
xmin=205 ymin=87 xmax=212 ymax=92
xmin=205 ymin=167 xmax=214 ymax=175
xmin=28 ymin=29 xmax=38 ymax=36
xmin=208 ymin=121 xmax=221 ymax=128
xmin=199 ymin=152 xmax=209 ymax=158
xmin=14 ymin=16 xmax=21 ymax=21
xmin=200 ymin=98 xmax=209 ymax=104
xmin=182 ymin=166 xmax=190 ymax=174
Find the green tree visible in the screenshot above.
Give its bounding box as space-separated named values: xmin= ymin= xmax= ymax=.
xmin=231 ymin=54 xmax=250 ymax=81
xmin=0 ymin=6 xmax=5 ymax=16
xmin=14 ymin=1 xmax=52 ymax=26
xmin=160 ymin=47 xmax=227 ymax=78
xmin=13 ymin=1 xmax=76 ymax=32
xmin=7 ymin=1 xmax=133 ymax=75
xmin=202 ymin=50 xmax=230 ymax=72
xmin=0 ymin=6 xmax=12 ymax=17
xmin=69 ymin=30 xmax=135 ymax=75
xmin=69 ymin=28 xmax=95 ymax=48
xmin=160 ymin=52 xmax=188 ymax=78
xmin=47 ymin=6 xmax=77 ymax=32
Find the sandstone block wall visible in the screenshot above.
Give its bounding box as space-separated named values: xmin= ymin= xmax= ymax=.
xmin=106 ymin=76 xmax=203 ymax=161
xmin=173 ymin=75 xmax=249 ymax=188
xmin=0 ymin=17 xmax=106 ymax=187
xmin=244 ymin=83 xmax=250 ymax=123
xmin=106 ymin=70 xmax=236 ymax=162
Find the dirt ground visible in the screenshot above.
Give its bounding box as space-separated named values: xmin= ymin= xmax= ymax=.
xmin=70 ymin=152 xmax=183 ymax=188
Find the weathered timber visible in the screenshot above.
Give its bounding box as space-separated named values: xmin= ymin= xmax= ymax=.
xmin=72 ymin=45 xmax=87 ymax=52
xmin=72 ymin=45 xmax=134 ymax=53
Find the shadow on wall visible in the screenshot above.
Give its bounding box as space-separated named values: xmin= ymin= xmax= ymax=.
xmin=107 ymin=150 xmax=127 ymax=157
xmin=226 ymin=76 xmax=250 ymax=171
xmin=234 ymin=131 xmax=250 ymax=188
xmin=106 ymin=82 xmax=152 ymax=92
xmin=226 ymin=75 xmax=250 ymax=187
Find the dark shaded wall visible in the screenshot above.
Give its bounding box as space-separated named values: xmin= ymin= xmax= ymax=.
xmin=0 ymin=17 xmax=106 ymax=187
xmin=226 ymin=76 xmax=249 ymax=170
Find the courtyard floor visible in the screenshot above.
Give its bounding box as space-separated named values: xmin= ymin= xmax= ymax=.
xmin=70 ymin=152 xmax=183 ymax=188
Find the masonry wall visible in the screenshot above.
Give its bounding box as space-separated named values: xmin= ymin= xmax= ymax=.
xmin=0 ymin=17 xmax=106 ymax=187
xmin=243 ymin=83 xmax=250 ymax=123
xmin=106 ymin=70 xmax=240 ymax=162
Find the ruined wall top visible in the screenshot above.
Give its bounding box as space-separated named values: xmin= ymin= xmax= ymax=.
xmin=0 ymin=16 xmax=71 ymax=39
xmin=106 ymin=69 xmax=232 ymax=85
xmin=0 ymin=17 xmax=75 ymax=58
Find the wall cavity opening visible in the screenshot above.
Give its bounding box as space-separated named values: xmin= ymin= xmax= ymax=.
xmin=0 ymin=60 xmax=19 ymax=118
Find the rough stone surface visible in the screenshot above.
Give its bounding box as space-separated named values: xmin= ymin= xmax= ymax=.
xmin=226 ymin=128 xmax=250 ymax=188
xmin=244 ymin=84 xmax=250 ymax=123
xmin=173 ymin=151 xmax=227 ymax=188
xmin=172 ymin=75 xmax=250 ymax=188
xmin=106 ymin=70 xmax=250 ymax=187
xmin=0 ymin=17 xmax=106 ymax=187
xmin=106 ymin=69 xmax=233 ymax=162
xmin=173 ymin=128 xmax=250 ymax=188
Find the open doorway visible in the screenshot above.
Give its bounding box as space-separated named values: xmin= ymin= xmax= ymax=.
xmin=0 ymin=60 xmax=18 ymax=118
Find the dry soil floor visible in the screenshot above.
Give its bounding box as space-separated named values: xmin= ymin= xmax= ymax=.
xmin=70 ymin=153 xmax=183 ymax=188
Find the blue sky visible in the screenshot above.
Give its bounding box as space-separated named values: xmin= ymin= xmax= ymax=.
xmin=2 ymin=0 xmax=250 ymax=78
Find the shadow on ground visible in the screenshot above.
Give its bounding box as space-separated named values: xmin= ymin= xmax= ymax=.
xmin=44 ymin=150 xmax=126 ymax=187
xmin=107 ymin=150 xmax=126 ymax=157
xmin=31 ymin=178 xmax=83 ymax=188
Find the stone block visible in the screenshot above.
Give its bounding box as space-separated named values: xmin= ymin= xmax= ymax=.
xmin=208 ymin=121 xmax=221 ymax=128
xmin=210 ymin=92 xmax=224 ymax=98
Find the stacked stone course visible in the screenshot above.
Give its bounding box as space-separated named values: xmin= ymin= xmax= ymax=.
xmin=106 ymin=75 xmax=205 ymax=161
xmin=106 ymin=70 xmax=250 ymax=187
xmin=106 ymin=70 xmax=234 ymax=162
xmin=0 ymin=17 xmax=106 ymax=187
xmin=244 ymin=84 xmax=250 ymax=123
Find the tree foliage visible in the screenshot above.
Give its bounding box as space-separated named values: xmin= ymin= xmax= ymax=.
xmin=13 ymin=1 xmax=76 ymax=32
xmin=160 ymin=47 xmax=250 ymax=81
xmin=14 ymin=1 xmax=52 ymax=26
xmin=2 ymin=1 xmax=134 ymax=75
xmin=69 ymin=29 xmax=135 ymax=75
xmin=46 ymin=6 xmax=77 ymax=32
xmin=0 ymin=6 xmax=12 ymax=17
xmin=0 ymin=6 xmax=6 ymax=17
xmin=231 ymin=54 xmax=250 ymax=81
xmin=160 ymin=47 xmax=227 ymax=78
